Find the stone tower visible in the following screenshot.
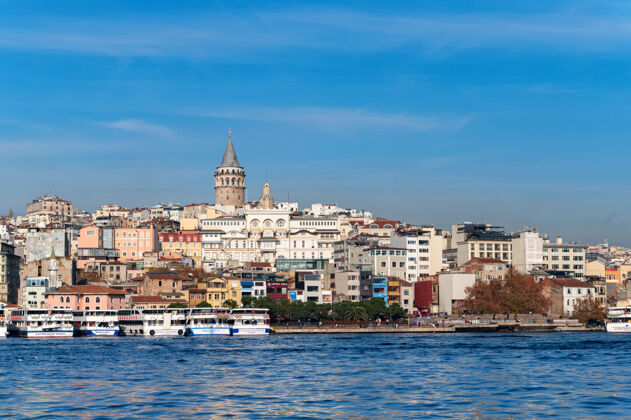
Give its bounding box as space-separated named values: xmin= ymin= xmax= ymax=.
xmin=257 ymin=182 xmax=274 ymax=209
xmin=215 ymin=129 xmax=245 ymax=208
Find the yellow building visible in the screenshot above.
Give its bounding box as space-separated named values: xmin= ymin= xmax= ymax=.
xmin=204 ymin=277 xmax=242 ymax=307
xmin=158 ymin=231 xmax=203 ymax=268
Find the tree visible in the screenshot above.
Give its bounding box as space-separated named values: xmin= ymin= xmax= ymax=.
xmin=196 ymin=301 xmax=212 ymax=308
xmin=241 ymin=296 xmax=256 ymax=308
xmin=223 ymin=299 xmax=238 ymax=309
xmin=345 ymin=305 xmax=368 ymax=323
xmin=573 ymin=295 xmax=605 ymax=326
xmin=168 ymin=302 xmax=188 ymax=308
xmin=388 ymin=303 xmax=407 ymax=320
xmin=465 ymin=268 xmax=549 ymax=314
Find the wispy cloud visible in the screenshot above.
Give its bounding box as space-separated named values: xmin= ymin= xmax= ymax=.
xmin=99 ymin=119 xmax=174 ymax=138
xmin=186 ymin=106 xmax=471 ymax=133
xmin=0 ymin=6 xmax=630 ymax=58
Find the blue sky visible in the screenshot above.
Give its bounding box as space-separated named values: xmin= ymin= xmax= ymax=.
xmin=1 ymin=1 xmax=630 ymax=245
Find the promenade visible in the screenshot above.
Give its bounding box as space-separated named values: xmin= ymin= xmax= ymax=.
xmin=273 ymin=315 xmax=601 ymax=334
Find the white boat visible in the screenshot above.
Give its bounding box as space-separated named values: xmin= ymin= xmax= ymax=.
xmin=186 ymin=307 xmax=231 ymax=336
xmin=0 ymin=308 xmax=7 ymax=338
xmin=118 ymin=308 xmax=187 ymax=337
xmin=606 ymin=306 xmax=631 ymax=333
xmin=229 ymin=308 xmax=271 ymax=336
xmin=73 ymin=310 xmax=120 ymax=336
xmin=8 ymin=309 xmax=74 ymax=338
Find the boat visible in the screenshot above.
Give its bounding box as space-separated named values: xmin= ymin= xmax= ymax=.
xmin=186 ymin=307 xmax=231 ymax=336
xmin=228 ymin=308 xmax=271 ymax=336
xmin=7 ymin=309 xmax=74 ymax=338
xmin=0 ymin=308 xmax=7 ymax=338
xmin=118 ymin=308 xmax=187 ymax=337
xmin=73 ymin=310 xmax=120 ymax=336
xmin=606 ymin=306 xmax=631 ymax=333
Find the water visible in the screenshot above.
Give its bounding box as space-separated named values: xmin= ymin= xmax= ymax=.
xmin=0 ymin=333 xmax=629 ymax=419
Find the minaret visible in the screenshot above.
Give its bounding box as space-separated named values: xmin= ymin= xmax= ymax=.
xmin=214 ymin=129 xmax=246 ymax=208
xmin=49 ymin=247 xmax=59 ymax=289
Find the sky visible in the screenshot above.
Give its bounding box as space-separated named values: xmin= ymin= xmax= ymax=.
xmin=1 ymin=1 xmax=630 ymax=245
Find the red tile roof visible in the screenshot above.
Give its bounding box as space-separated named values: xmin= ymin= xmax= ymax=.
xmin=465 ymin=257 xmax=506 ymax=264
xmin=49 ymin=285 xmax=126 ymax=295
xmin=130 ymin=295 xmax=187 ymax=304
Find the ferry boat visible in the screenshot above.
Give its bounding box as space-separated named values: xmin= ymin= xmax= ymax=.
xmin=118 ymin=308 xmax=187 ymax=337
xmin=186 ymin=307 xmax=231 ymax=336
xmin=606 ymin=306 xmax=631 ymax=333
xmin=73 ymin=310 xmax=120 ymax=336
xmin=0 ymin=308 xmax=7 ymax=338
xmin=228 ymin=308 xmax=271 ymax=336
xmin=8 ymin=309 xmax=74 ymax=338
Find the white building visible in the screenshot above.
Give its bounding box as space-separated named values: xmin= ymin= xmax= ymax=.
xmin=512 ymin=230 xmax=543 ymax=274
xmin=542 ymin=237 xmax=587 ymax=278
xmin=452 ymin=223 xmax=513 ymax=267
xmin=438 ymin=273 xmax=476 ymax=314
xmin=390 ymin=226 xmax=444 ymax=281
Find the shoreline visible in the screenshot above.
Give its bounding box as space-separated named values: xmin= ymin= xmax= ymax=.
xmin=273 ymin=323 xmax=604 ymax=334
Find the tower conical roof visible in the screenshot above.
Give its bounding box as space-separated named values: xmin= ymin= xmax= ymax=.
xmin=219 ymin=129 xmax=241 ymax=168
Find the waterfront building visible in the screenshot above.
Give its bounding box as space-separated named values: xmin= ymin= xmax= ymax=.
xmin=542 ymin=278 xmax=595 ymax=316
xmin=368 ymin=246 xmax=407 ymax=279
xmin=511 ymin=230 xmax=544 ymax=274
xmin=438 ymin=273 xmax=476 ymax=314
xmin=23 ymin=277 xmax=49 ymax=309
xmin=372 ymin=277 xmax=388 ymax=305
xmin=463 ymin=257 xmax=507 ymax=282
xmin=134 ymin=272 xmax=185 ymax=297
xmin=331 ymin=270 xmax=361 ymax=302
xmin=542 ymin=237 xmax=586 ymax=278
xmin=130 ymin=295 xmax=187 ymax=310
xmin=452 ymin=223 xmax=513 ymax=267
xmin=414 ymin=276 xmax=438 ymax=315
xmin=293 ymin=272 xmax=323 ymax=303
xmin=193 ymin=277 xmax=242 ymax=307
xmin=46 ymin=285 xmax=126 ymax=311
xmin=399 ymin=280 xmax=414 ymax=314
xmin=0 ymin=242 xmax=21 ymax=304
xmin=390 ymin=226 xmax=444 ymax=280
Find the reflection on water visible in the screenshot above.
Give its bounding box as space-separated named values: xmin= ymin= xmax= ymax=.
xmin=0 ymin=333 xmax=630 ymax=418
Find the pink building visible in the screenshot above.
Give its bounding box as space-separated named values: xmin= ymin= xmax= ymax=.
xmin=114 ymin=227 xmax=159 ymax=262
xmin=46 ymin=285 xmax=127 ymax=310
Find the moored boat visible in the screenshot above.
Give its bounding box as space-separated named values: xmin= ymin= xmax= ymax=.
xmin=229 ymin=308 xmax=271 ymax=336
xmin=0 ymin=307 xmax=7 ymax=338
xmin=606 ymin=306 xmax=631 ymax=333
xmin=73 ymin=310 xmax=120 ymax=336
xmin=186 ymin=307 xmax=231 ymax=336
xmin=8 ymin=309 xmax=74 ymax=338
xmin=118 ymin=308 xmax=187 ymax=337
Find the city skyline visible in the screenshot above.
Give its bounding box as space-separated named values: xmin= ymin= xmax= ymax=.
xmin=2 ymin=1 xmax=631 ymax=245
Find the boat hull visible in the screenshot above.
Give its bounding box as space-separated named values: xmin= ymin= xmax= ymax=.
xmin=26 ymin=330 xmax=74 ymax=338
xmin=606 ymin=322 xmax=631 ymax=333
xmin=231 ymin=326 xmax=270 ymax=336
xmin=84 ymin=329 xmax=120 ymax=337
xmin=0 ymin=326 xmax=7 ymax=338
xmin=187 ymin=327 xmax=231 ymax=336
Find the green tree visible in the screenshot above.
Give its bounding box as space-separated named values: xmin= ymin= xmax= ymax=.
xmin=573 ymin=295 xmax=606 ymax=326
xmin=222 ymin=299 xmax=238 ymax=309
xmin=196 ymin=301 xmax=212 ymax=308
xmin=168 ymin=302 xmax=188 ymax=308
xmin=345 ymin=305 xmax=369 ymax=323
xmin=241 ymin=296 xmax=256 ymax=308
xmin=388 ymin=302 xmax=406 ymax=320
